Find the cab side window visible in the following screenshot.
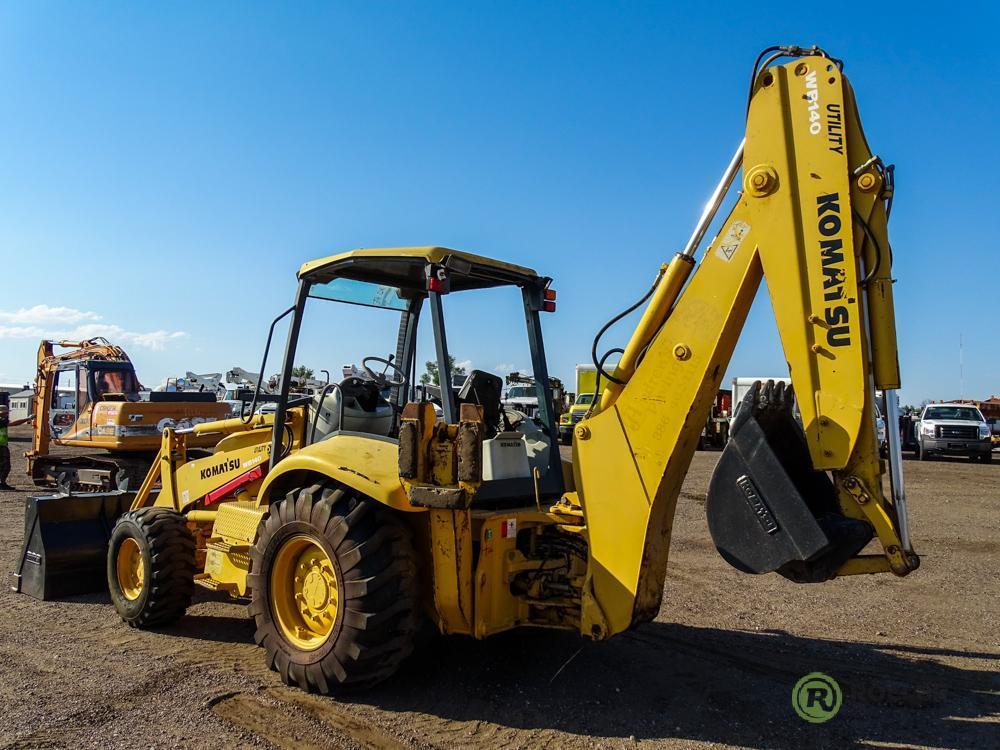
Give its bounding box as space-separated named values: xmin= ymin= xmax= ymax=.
xmin=53 ymin=368 xmax=78 ymax=412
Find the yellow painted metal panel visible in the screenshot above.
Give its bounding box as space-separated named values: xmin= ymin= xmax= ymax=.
xmin=429 ymin=509 xmax=473 ymax=635
xmin=298 ymin=246 xmax=537 ymax=281
xmin=575 ymin=209 xmax=763 ymax=636
xmin=745 ymin=60 xmax=865 ymax=470
xmin=258 ymin=433 xmax=419 ymax=513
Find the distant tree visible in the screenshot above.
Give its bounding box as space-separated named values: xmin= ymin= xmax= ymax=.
xmin=421 ymin=356 xmax=466 ymax=386
xmin=292 ymin=365 xmax=314 ymax=381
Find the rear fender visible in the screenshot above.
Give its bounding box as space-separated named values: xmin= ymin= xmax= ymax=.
xmin=258 ymin=432 xmax=420 ymax=513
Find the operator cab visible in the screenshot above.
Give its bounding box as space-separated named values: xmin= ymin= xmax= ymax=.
xmin=267 ymin=247 xmax=563 ymax=506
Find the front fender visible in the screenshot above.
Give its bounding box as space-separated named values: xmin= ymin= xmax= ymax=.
xmin=258 ymin=432 xmax=421 ymax=513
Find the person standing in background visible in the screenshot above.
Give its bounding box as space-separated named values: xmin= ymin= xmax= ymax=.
xmin=0 ymin=405 xmax=13 ymax=490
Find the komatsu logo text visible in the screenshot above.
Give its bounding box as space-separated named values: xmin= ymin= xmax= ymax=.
xmin=817 ymin=193 xmax=851 ymax=347
xmin=200 ymin=457 xmax=241 ymax=480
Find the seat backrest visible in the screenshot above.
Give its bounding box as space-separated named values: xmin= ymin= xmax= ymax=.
xmin=457 ymin=370 xmax=503 ymax=434
xmin=310 ymin=379 xmax=394 ymax=443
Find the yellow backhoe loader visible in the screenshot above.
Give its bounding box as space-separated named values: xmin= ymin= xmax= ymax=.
xmin=15 ymin=46 xmax=918 ymax=693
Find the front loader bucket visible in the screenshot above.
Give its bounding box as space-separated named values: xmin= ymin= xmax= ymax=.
xmin=706 ymin=381 xmax=873 ymax=583
xmin=10 ymin=491 xmax=135 ymax=600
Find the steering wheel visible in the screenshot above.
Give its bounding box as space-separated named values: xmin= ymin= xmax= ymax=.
xmin=361 ymin=355 xmax=408 ymax=388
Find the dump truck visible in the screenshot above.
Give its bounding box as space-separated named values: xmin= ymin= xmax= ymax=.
xmin=26 ymin=339 xmax=230 ymax=490
xmin=15 ymin=46 xmax=917 ymax=695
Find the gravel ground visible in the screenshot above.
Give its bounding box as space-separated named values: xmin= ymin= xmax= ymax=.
xmin=0 ymin=424 xmax=998 ymax=749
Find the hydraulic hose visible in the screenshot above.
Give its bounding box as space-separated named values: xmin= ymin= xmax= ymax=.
xmin=591 ymin=267 xmax=665 ymax=385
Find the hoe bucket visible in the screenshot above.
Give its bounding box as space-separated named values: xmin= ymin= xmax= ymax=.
xmin=11 ymin=491 xmax=135 ymax=600
xmin=706 ymin=380 xmax=873 ymax=583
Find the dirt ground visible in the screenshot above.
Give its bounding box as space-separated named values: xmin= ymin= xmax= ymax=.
xmin=0 ymin=424 xmax=997 ymax=750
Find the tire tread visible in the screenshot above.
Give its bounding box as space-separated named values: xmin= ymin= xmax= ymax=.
xmin=250 ymin=482 xmax=420 ymax=693
xmin=108 ymin=507 xmax=195 ymax=628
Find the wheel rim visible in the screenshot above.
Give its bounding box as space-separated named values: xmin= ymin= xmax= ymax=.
xmin=270 ymin=535 xmax=340 ymax=651
xmin=116 ymin=537 xmax=144 ymax=601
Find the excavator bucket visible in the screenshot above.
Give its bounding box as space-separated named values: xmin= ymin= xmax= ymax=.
xmin=706 ymin=381 xmax=873 ymax=583
xmin=10 ymin=491 xmax=135 ymax=600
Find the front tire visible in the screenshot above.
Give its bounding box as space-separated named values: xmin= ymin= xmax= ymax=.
xmin=918 ymin=442 xmax=930 ymax=461
xmin=107 ymin=508 xmax=196 ymax=627
xmin=249 ymin=482 xmax=419 ymax=693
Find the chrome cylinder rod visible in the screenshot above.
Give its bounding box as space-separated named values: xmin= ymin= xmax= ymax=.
xmin=680 ymin=138 xmax=745 ymax=258
xmin=883 ymin=390 xmax=913 ymax=553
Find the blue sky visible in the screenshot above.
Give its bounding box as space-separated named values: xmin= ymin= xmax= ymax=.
xmin=1 ymin=2 xmax=997 ymax=405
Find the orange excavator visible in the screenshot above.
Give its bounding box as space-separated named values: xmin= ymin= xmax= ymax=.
xmin=28 ymin=339 xmax=229 ymax=491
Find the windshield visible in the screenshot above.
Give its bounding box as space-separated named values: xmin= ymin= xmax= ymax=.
xmin=309 ymin=277 xmax=409 ymax=311
xmin=93 ymin=367 xmax=141 ymax=397
xmin=576 ymin=393 xmax=594 ymax=406
xmin=507 ymin=386 xmax=535 ymax=399
xmin=923 ymin=406 xmax=984 ymax=422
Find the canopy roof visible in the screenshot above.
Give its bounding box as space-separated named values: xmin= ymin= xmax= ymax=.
xmin=298 ymin=246 xmax=541 ymax=292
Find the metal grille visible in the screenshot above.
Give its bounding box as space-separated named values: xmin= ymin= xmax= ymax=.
xmin=936 ymin=425 xmax=978 ymax=440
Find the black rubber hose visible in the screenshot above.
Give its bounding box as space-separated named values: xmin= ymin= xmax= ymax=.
xmin=594 ymin=348 xmax=624 ymax=401
xmin=591 ymin=269 xmax=664 ymax=386
xmin=854 ymin=209 xmax=885 ymax=284
xmin=747 ymin=45 xmax=842 ymax=115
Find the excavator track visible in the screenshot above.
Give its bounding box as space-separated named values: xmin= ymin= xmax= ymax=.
xmin=31 ymin=454 xmax=155 ymax=493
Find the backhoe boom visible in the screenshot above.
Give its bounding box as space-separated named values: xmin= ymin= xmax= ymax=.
xmin=572 ymin=48 xmax=916 ymax=637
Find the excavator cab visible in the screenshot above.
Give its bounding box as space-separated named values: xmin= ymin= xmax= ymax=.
xmin=46 ymin=360 xmax=142 ymax=440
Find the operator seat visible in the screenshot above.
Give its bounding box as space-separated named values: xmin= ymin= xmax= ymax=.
xmin=310 ymin=377 xmax=394 ymax=442
xmin=455 ymin=371 xmax=555 ymax=506
xmin=456 ymin=370 xmax=504 ymax=437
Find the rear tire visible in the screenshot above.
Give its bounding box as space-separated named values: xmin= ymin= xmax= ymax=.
xmin=107 ymin=508 xmax=196 ymax=627
xmin=249 ymin=482 xmax=419 ymax=693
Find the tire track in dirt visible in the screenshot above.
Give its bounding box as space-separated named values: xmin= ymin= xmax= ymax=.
xmin=211 ymin=688 xmax=411 ymax=749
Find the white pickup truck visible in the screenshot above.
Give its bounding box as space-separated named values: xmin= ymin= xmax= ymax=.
xmin=915 ymin=403 xmax=993 ymax=463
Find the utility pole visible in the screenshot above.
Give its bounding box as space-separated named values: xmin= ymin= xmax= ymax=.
xmin=959 ymin=332 xmax=964 ymax=401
